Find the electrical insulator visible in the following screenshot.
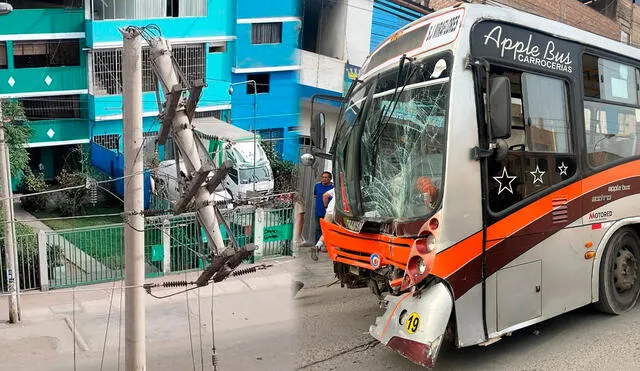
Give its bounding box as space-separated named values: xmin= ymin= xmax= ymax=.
xmin=90 ymin=180 xmax=98 ymax=205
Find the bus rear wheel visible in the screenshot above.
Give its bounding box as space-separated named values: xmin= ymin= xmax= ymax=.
xmin=595 ymin=227 xmax=640 ymax=314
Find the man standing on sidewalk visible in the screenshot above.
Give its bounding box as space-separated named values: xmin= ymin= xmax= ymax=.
xmin=313 ymin=172 xmax=333 ymax=244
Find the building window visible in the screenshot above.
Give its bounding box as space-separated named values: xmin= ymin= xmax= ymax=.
xmin=0 ymin=42 xmax=6 ymax=69
xmin=247 ymin=74 xmax=270 ymax=94
xmin=18 ymin=95 xmax=83 ymax=121
xmin=298 ymin=135 xmax=311 ymax=146
xmin=171 ymin=44 xmax=206 ymax=84
xmin=251 ymin=23 xmax=283 ymax=44
xmin=94 ymin=134 xmax=120 ymax=150
xmin=194 ymin=110 xmax=222 ymax=119
xmin=13 ymin=40 xmax=80 ymax=69
xmin=13 ymin=0 xmax=83 ymax=9
xmin=258 ymin=128 xmax=283 ymax=156
xmin=93 ymin=0 xmax=206 ymax=20
xmin=93 ymin=44 xmax=205 ymax=96
xmin=208 ymin=43 xmax=226 ymax=53
xmin=621 ymin=30 xmax=630 ymax=45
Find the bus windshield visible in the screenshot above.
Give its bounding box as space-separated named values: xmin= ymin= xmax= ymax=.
xmin=334 ymin=54 xmax=450 ymax=221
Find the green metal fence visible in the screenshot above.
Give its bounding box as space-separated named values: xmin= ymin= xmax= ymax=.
xmin=47 ymin=223 xmax=125 ymax=288
xmin=0 ymin=233 xmax=41 ymax=293
xmin=262 ymin=208 xmax=294 ymax=257
xmin=41 ymin=205 xmax=292 ymax=290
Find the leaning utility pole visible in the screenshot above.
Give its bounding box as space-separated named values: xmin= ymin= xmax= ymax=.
xmin=121 ymin=28 xmax=146 ymax=370
xmin=0 ymin=100 xmax=19 ymax=324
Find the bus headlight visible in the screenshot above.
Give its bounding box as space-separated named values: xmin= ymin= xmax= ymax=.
xmin=417 ymin=258 xmax=427 ymax=274
xmin=401 ymin=234 xmax=437 ymax=291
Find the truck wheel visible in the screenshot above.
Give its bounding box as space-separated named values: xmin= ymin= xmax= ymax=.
xmin=595 ymin=227 xmax=640 ymax=314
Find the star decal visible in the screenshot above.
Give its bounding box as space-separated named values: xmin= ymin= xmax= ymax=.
xmin=558 ymin=162 xmax=568 ymax=176
xmin=530 ymin=165 xmax=545 ymax=185
xmin=493 ymin=167 xmax=517 ymax=195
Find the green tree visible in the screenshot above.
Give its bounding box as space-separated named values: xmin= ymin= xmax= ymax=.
xmin=1 ymin=100 xmax=32 ymax=176
xmin=260 ymin=140 xmax=297 ymax=193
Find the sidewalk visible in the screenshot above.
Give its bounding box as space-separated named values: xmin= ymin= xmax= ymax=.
xmin=0 ymin=258 xmax=298 ymax=370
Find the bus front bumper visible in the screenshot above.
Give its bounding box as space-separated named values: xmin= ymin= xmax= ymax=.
xmin=369 ymin=283 xmax=453 ymax=369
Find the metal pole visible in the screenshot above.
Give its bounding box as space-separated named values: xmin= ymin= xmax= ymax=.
xmin=4 ymin=135 xmax=20 ymax=319
xmin=121 ymin=28 xmax=146 ymax=371
xmin=251 ymin=81 xmax=256 ymax=194
xmin=0 ymin=99 xmax=19 ymax=323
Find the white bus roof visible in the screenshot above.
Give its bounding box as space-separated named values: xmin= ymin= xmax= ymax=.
xmin=362 ymin=3 xmax=640 ymax=77
xmin=193 ymin=117 xmax=259 ymax=142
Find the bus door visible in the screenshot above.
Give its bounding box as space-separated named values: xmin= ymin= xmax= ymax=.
xmin=482 ymin=67 xmax=584 ymax=332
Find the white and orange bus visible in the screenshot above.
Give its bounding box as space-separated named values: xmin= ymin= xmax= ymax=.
xmin=303 ymin=3 xmax=640 ymax=368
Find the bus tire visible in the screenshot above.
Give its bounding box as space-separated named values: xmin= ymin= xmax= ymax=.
xmin=595 ymin=227 xmax=640 ymax=315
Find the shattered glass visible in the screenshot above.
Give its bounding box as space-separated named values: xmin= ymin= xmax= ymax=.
xmin=360 ymin=81 xmax=448 ymax=219
xmin=333 ymin=55 xmax=451 ymax=221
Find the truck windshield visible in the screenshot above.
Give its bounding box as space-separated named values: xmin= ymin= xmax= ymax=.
xmin=334 ymin=55 xmax=450 ymax=221
xmin=239 ymin=166 xmax=271 ymax=183
xmin=232 ymin=141 xmax=269 ymax=165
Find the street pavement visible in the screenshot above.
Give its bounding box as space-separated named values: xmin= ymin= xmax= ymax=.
xmin=9 ymin=244 xmax=640 ymax=371
xmin=0 ymin=259 xmax=297 ymax=371
xmin=295 ymin=252 xmax=640 ymax=371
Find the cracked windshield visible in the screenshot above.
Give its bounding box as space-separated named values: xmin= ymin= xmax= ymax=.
xmin=338 ymin=56 xmax=449 ymax=220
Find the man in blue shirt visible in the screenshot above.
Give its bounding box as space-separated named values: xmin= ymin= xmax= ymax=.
xmin=314 ymin=171 xmax=334 ymax=244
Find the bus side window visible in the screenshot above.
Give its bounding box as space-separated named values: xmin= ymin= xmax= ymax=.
xmin=487 ymin=69 xmax=576 ymax=213
xmin=521 ymin=73 xmax=571 ymax=153
xmin=582 ymin=54 xmax=640 ymax=167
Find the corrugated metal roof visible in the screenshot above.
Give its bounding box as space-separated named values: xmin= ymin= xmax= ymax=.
xmin=192 ymin=117 xmax=258 ymax=141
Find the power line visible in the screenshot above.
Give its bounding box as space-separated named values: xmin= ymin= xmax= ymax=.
xmin=0 ymin=162 xmax=175 ymax=203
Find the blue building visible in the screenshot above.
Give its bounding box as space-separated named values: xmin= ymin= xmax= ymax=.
xmin=298 ymin=0 xmax=428 ymax=156
xmin=0 ymin=2 xmax=88 ymax=183
xmin=231 ymin=0 xmax=301 ymax=162
xmin=87 ymin=0 xmax=235 ymax=163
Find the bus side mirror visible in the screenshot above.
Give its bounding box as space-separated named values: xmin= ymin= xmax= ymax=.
xmin=311 ymin=112 xmax=326 ymax=150
xmin=489 ymin=76 xmax=512 ymax=140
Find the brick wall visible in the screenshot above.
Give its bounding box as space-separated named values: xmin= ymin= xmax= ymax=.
xmin=429 ymin=0 xmax=620 ymax=41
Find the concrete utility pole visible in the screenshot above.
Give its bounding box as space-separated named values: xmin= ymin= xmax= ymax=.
xmin=121 ymin=28 xmax=146 ymax=370
xmin=0 ymin=100 xmax=19 ymax=323
xmin=150 ymin=38 xmax=226 ymax=251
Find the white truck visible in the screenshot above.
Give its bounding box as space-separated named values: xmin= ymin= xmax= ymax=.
xmin=192 ymin=117 xmax=275 ymax=200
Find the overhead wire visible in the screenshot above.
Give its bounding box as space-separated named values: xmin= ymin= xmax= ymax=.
xmin=185 ymin=271 xmax=197 ymax=371
xmin=0 ymin=161 xmax=175 ymax=204
xmin=117 ymin=280 xmax=124 ymax=371
xmin=100 ymin=280 xmax=118 ymax=371
xmin=197 ymin=282 xmax=205 ymax=371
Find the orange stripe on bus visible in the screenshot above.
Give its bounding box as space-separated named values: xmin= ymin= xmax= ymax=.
xmin=431 ymin=232 xmax=483 ymax=279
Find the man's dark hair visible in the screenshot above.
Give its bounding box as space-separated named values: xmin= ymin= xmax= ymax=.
xmin=321 ymin=171 xmax=332 ymax=179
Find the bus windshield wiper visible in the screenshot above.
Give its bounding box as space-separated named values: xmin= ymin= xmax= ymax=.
xmin=370 ymin=55 xmax=417 ymax=146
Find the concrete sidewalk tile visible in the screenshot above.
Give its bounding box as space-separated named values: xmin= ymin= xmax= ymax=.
xmin=241 ymin=272 xmax=293 ymax=291
xmin=50 ymin=303 xmax=84 ymax=315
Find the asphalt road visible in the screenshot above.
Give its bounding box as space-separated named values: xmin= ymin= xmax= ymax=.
xmin=295 ymin=285 xmax=640 ymax=371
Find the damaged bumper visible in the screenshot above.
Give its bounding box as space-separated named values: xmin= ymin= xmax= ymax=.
xmin=370 ymin=283 xmax=453 ymax=369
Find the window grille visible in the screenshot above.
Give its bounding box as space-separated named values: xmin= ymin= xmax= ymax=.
xmin=194 ymin=110 xmax=222 ymax=119
xmin=18 ymin=95 xmax=83 ymax=121
xmin=94 ymin=134 xmax=120 ymax=150
xmin=93 ymin=44 xmax=205 ymax=96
